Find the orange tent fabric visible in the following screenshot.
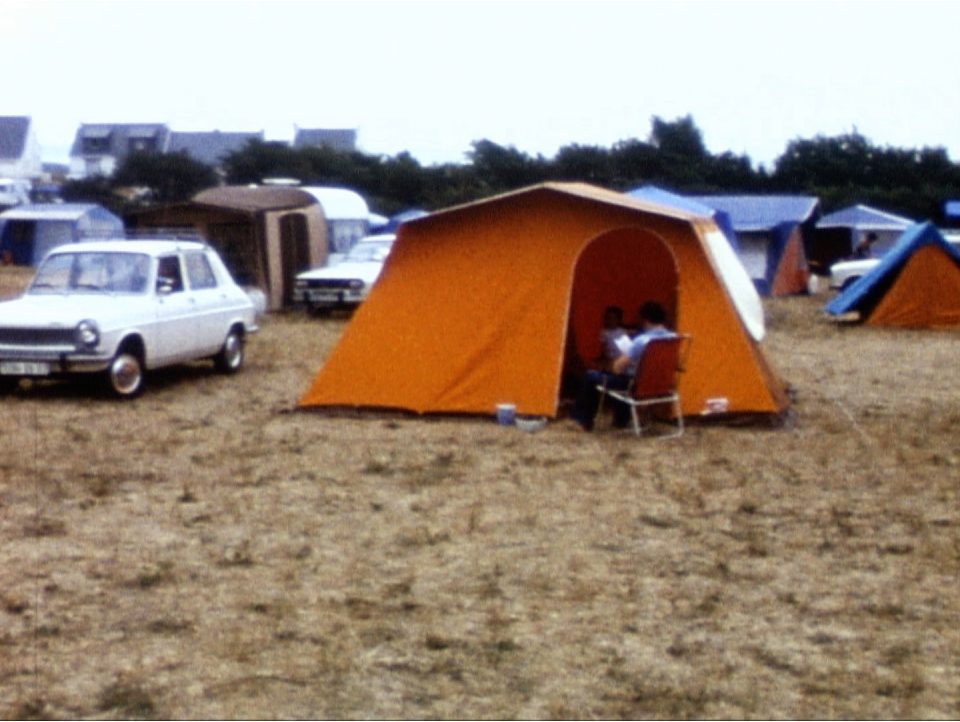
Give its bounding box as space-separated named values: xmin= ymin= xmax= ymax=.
xmin=769 ymin=226 xmax=810 ymax=297
xmin=868 ymin=245 xmax=960 ymax=328
xmin=299 ymin=183 xmax=790 ymax=418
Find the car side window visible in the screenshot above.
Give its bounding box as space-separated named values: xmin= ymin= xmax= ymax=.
xmin=185 ymin=252 xmax=218 ymax=290
xmin=157 ymin=256 xmax=184 ymax=293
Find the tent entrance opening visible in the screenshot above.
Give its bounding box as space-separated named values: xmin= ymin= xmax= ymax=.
xmin=564 ymin=228 xmax=679 ymax=392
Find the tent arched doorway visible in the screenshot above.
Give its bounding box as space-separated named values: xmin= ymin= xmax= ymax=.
xmin=564 ymin=227 xmax=679 ymax=389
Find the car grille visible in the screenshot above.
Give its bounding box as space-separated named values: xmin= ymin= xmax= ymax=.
xmin=0 ymin=327 xmax=75 ymax=346
xmin=303 ymin=279 xmax=358 ymax=289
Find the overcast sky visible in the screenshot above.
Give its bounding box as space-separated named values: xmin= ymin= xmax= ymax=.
xmin=4 ymin=0 xmax=959 ymax=168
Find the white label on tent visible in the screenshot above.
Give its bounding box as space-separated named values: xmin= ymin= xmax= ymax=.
xmin=703 ymin=229 xmax=766 ymax=341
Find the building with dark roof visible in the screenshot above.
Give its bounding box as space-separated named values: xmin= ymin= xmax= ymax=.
xmin=0 ymin=116 xmax=43 ymax=181
xmin=293 ymin=128 xmax=357 ymax=152
xmin=68 ymin=123 xmax=170 ymax=179
xmin=167 ymin=130 xmax=264 ymax=167
xmin=66 ymin=123 xmax=360 ymax=179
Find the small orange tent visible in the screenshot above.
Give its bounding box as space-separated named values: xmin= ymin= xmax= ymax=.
xmin=825 ymin=222 xmax=960 ymax=328
xmin=299 ymin=183 xmax=790 ymax=419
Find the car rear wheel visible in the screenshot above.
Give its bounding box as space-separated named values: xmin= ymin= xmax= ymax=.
xmin=105 ymin=351 xmax=145 ymax=398
xmin=214 ymin=328 xmax=244 ymax=374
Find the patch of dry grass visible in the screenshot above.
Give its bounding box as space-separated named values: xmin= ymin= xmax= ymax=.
xmin=1 ymin=267 xmax=959 ymax=719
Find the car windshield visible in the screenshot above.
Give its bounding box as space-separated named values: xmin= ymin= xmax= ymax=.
xmin=345 ymin=241 xmax=392 ymax=263
xmin=29 ymin=252 xmax=152 ymax=295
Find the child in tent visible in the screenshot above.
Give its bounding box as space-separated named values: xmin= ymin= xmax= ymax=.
xmin=596 ymin=305 xmax=627 ymax=371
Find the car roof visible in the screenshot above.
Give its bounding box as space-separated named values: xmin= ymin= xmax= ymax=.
xmin=49 ymin=239 xmax=208 ymax=256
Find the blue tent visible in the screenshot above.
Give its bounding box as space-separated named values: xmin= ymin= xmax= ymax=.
xmin=626 ymin=186 xmax=739 ymax=251
xmin=815 ymin=204 xmax=914 ymax=261
xmin=825 ymin=222 xmax=960 ymax=327
xmin=817 ymin=204 xmax=913 ymax=231
xmin=687 ymin=194 xmax=818 ymax=296
xmin=0 ymin=203 xmax=125 ymax=265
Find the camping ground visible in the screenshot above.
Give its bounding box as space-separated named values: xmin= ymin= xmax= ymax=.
xmin=1 ymin=266 xmax=958 ymax=720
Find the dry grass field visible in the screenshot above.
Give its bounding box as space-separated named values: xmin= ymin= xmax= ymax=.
xmin=1 ymin=266 xmax=958 ymax=720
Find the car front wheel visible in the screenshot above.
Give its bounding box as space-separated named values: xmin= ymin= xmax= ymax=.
xmin=214 ymin=329 xmax=244 ymax=374
xmin=105 ymin=352 xmax=145 ymax=398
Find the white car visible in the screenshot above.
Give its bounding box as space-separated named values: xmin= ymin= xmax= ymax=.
xmin=829 ymin=257 xmax=880 ymax=291
xmin=293 ymin=234 xmax=394 ymax=315
xmin=0 ymin=239 xmax=259 ymax=397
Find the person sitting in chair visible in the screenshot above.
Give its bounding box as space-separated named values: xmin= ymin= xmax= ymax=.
xmin=569 ymin=301 xmax=675 ymax=431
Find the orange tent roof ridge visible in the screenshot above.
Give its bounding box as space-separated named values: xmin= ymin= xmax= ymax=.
xmin=409 ymin=182 xmax=701 ymax=227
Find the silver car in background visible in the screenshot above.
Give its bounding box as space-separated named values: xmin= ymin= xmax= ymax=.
xmin=293 ymin=234 xmax=395 ymax=315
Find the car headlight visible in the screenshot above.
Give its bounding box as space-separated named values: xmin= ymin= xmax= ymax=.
xmin=348 ymin=279 xmax=364 ymax=289
xmin=75 ymin=319 xmax=100 ymax=350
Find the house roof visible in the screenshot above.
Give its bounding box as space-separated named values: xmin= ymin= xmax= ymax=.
xmin=293 ymin=128 xmax=357 ymax=152
xmin=167 ymin=131 xmax=264 ymax=166
xmin=691 ymin=194 xmax=820 ymax=231
xmin=0 ymin=116 xmax=30 ymax=160
xmin=69 ymin=123 xmax=170 ymax=157
xmin=816 ymin=204 xmax=914 ymax=230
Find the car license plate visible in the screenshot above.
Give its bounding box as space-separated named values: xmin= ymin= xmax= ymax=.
xmin=0 ymin=361 xmax=51 ymax=376
xmin=310 ymin=292 xmax=341 ymax=303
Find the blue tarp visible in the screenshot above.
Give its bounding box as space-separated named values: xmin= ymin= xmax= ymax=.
xmin=691 ymin=195 xmax=820 ymax=232
xmin=824 ymin=222 xmax=960 ymax=317
xmin=626 ymin=186 xmax=739 ymax=251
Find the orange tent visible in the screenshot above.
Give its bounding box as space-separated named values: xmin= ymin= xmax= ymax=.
xmin=869 ymin=245 xmax=960 ymax=327
xmin=299 ymin=183 xmax=790 ymax=419
xmin=825 ymin=222 xmax=960 ymax=329
xmin=768 ymin=225 xmax=810 ymax=297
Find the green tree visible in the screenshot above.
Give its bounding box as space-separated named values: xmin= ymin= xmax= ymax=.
xmin=467 ymin=140 xmax=546 ymax=193
xmin=60 ymin=176 xmax=121 ymax=214
xmin=772 ymin=132 xmax=960 ymax=219
xmin=649 ymin=114 xmax=708 ymax=159
xmin=112 ymin=151 xmax=219 ymax=203
xmin=552 ymin=144 xmax=612 ymax=185
xmin=222 ymin=139 xmax=312 ymax=185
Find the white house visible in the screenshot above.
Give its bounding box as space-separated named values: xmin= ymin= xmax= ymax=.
xmin=68 ymin=123 xmax=170 ymax=179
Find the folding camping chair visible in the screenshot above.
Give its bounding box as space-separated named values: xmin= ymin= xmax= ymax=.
xmin=595 ymin=334 xmax=691 ymax=438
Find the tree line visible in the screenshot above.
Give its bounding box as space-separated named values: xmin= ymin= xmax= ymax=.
xmin=63 ymin=115 xmax=960 ymax=224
